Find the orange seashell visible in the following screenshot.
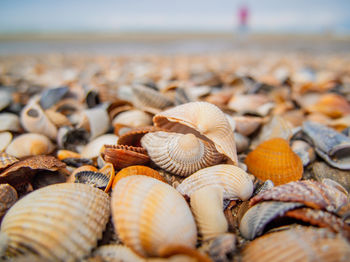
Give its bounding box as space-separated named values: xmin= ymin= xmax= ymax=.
xmin=306 ymin=93 xmax=350 ymax=118
xmin=245 ymin=138 xmax=303 ymax=185
xmin=99 ymin=163 xmax=115 ymax=193
xmin=112 ymin=165 xmax=165 ymax=189
xmin=57 ymin=149 xmax=82 ymax=160
xmin=102 ymin=144 xmax=149 ymax=170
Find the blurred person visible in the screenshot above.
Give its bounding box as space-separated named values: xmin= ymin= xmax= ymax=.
xmin=237 ymin=3 xmax=249 ymax=34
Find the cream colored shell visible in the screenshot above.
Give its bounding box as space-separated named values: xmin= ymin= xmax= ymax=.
xmin=141 ymin=131 xmax=223 ymax=177
xmin=111 ymin=175 xmax=197 ymax=257
xmin=0 ymin=183 xmax=110 ymax=261
xmin=0 ymin=113 xmax=21 ymax=132
xmin=80 ymin=134 xmax=118 ymax=159
xmin=112 ymin=110 xmax=153 ymax=128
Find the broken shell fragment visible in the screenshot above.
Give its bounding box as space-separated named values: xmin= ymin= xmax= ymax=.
xmin=80 ymin=106 xmax=110 ymax=139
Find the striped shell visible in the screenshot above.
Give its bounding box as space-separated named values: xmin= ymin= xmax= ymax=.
xmin=153 ymin=102 xmax=238 ymax=165
xmin=0 ymin=183 xmax=110 ymax=261
xmin=245 ymin=138 xmax=303 ymax=185
xmin=176 ymin=164 xmax=253 ymax=201
xmin=111 ymin=175 xmax=197 ymax=257
xmin=141 ymin=132 xmax=223 ymax=177
xmin=0 ymin=184 xmax=18 ymax=218
xmin=131 ymin=85 xmax=174 ymax=110
xmin=0 ymin=153 xmax=18 ymax=171
xmin=242 ymin=226 xmax=350 ymax=262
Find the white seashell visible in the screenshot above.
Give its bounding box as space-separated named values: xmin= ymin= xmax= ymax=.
xmin=111 ymin=175 xmax=197 ymax=257
xmin=0 ymin=183 xmax=110 ymax=261
xmin=80 ymin=134 xmax=118 ymax=159
xmin=20 ymin=101 xmax=58 ymax=140
xmin=5 ymin=133 xmax=55 ymax=158
xmin=82 ymin=106 xmax=110 ymax=139
xmin=153 ymin=102 xmax=238 ymax=165
xmin=176 ymin=164 xmax=253 ymax=201
xmin=0 ymin=89 xmax=11 ymax=111
xmin=0 ymin=132 xmax=12 ymax=152
xmin=141 ymin=131 xmax=223 ymax=177
xmin=0 ymin=113 xmax=20 ymax=132
xmin=112 ymin=110 xmax=153 ymax=128
xmin=190 ymin=186 xmax=228 ymax=241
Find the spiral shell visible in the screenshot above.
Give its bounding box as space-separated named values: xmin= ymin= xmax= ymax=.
xmin=0 ymin=183 xmax=110 ymax=261
xmin=111 ymin=175 xmax=197 ymax=257
xmin=141 ymin=131 xmax=223 ymax=177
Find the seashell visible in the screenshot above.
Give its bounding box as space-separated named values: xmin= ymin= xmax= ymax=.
xmin=234 ymin=132 xmax=249 ymax=153
xmin=242 ymin=226 xmax=350 ymax=262
xmin=321 ymin=178 xmax=348 ymax=196
xmin=0 ymin=89 xmax=12 ymax=111
xmin=112 ymin=165 xmax=165 ymax=189
xmin=102 ymin=144 xmax=149 ymax=170
xmin=0 ymin=113 xmax=21 ymax=132
xmin=6 ymin=133 xmax=55 ymax=158
xmin=153 ymin=102 xmax=238 ymax=165
xmin=117 ymin=126 xmax=163 ymax=147
xmin=239 ymin=201 xmax=303 ymax=240
xmin=157 ymin=245 xmax=211 ymax=262
xmin=250 ymin=180 xmax=348 ymax=213
xmin=0 ymin=184 xmax=18 ymax=218
xmin=245 ymin=138 xmax=303 ymax=185
xmin=201 ymin=233 xmax=237 ymax=262
xmin=74 ymin=171 xmax=110 ymax=190
xmin=68 ymin=165 xmax=98 ymax=183
xmin=80 ymin=134 xmax=118 ymax=159
xmin=112 ymin=110 xmax=152 ymax=129
xmin=303 ymin=121 xmax=350 ymax=170
xmin=291 ymin=139 xmax=316 ymax=166
xmin=62 ymin=157 xmax=93 ymax=167
xmin=39 ymin=86 xmax=69 ymax=110
xmin=0 ymin=132 xmax=12 ymax=153
xmin=89 ymin=244 xmax=144 ymax=262
xmin=228 ymin=94 xmax=273 ymax=116
xmin=111 ymin=175 xmax=197 ymax=257
xmin=141 ymin=131 xmax=223 ymax=177
xmin=99 ymin=163 xmax=115 ymax=193
xmin=131 ymin=85 xmax=174 ymax=110
xmin=80 ymin=106 xmax=110 ymax=140
xmin=233 ymin=116 xmax=263 ymax=136
xmin=0 ymin=152 xmax=19 ymax=171
xmin=51 ymin=98 xmax=84 ymax=116
xmin=305 ymin=93 xmax=350 ymax=118
xmin=190 ymin=186 xmax=228 ymax=240
xmin=45 ymin=109 xmax=71 ymax=128
xmin=0 ymin=183 xmax=110 ymax=261
xmin=57 ymin=149 xmax=81 ymax=160
xmin=20 ymin=101 xmax=58 ymax=140
xmin=57 ymin=126 xmax=90 ymax=152
xmin=284 ymin=208 xmax=350 ymax=240
xmin=176 ymin=164 xmax=253 ymax=201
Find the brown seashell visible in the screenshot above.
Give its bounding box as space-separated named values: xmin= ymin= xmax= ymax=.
xmin=0 ymin=153 xmax=19 ymax=171
xmin=0 ymin=184 xmax=18 ymax=218
xmin=141 ymin=131 xmax=223 ymax=177
xmin=131 ymin=85 xmax=174 ymax=110
xmin=233 ymin=116 xmax=263 ymax=136
xmin=117 ymin=126 xmax=163 ymax=147
xmin=153 ymin=102 xmax=238 ymax=165
xmin=242 ymin=226 xmax=350 ymax=262
xmin=245 ymin=138 xmax=303 ymax=185
xmin=306 ymin=93 xmax=350 ymax=118
xmin=102 ymin=144 xmax=150 ymax=170
xmin=250 ymin=180 xmax=348 ymax=213
xmin=112 ymin=165 xmax=165 ymax=189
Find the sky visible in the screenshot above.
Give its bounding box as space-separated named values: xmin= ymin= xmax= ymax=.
xmin=0 ymin=0 xmax=349 ymax=33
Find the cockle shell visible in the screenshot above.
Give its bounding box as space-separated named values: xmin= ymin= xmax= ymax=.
xmin=0 ymin=183 xmax=110 ymax=261
xmin=89 ymin=244 xmax=144 ymax=262
xmin=305 ymin=93 xmax=350 ymax=118
xmin=0 ymin=153 xmax=18 ymax=171
xmin=131 ymin=85 xmax=174 ymax=110
xmin=141 ymin=131 xmax=223 ymax=177
xmin=245 ymin=138 xmax=303 ymax=185
xmin=153 ymin=102 xmax=238 ymax=165
xmin=20 ymin=101 xmax=58 ymax=140
xmin=239 ymin=201 xmax=303 ymax=240
xmin=111 ymin=175 xmax=197 ymax=257
xmin=190 ymin=186 xmax=228 ymax=240
xmin=0 ymin=113 xmax=20 ymax=132
xmin=0 ymin=184 xmax=17 ymax=218
xmin=6 ymin=133 xmax=55 ymax=158
xmin=242 ymin=226 xmax=350 ymax=262
xmin=80 ymin=134 xmax=118 ymax=159
xmin=176 ymin=164 xmax=253 ymax=201
xmin=250 ymin=180 xmax=348 ymax=213
xmin=0 ymin=132 xmax=12 ymax=153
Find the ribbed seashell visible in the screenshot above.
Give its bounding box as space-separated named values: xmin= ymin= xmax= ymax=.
xmin=20 ymin=101 xmax=58 ymax=140
xmin=233 ymin=116 xmax=263 ymax=136
xmin=242 ymin=226 xmax=350 ymax=262
xmin=141 ymin=132 xmax=223 ymax=177
xmin=102 ymin=144 xmax=149 ymax=170
xmin=245 ymin=138 xmax=303 ymax=185
xmin=303 ymin=121 xmax=350 ymax=170
xmin=80 ymin=106 xmax=110 ymax=140
xmin=117 ymin=126 xmax=163 ymax=147
xmin=112 ymin=165 xmax=165 ymax=189
xmin=153 ymin=102 xmax=238 ymax=165
xmin=0 ymin=113 xmax=20 ymax=132
xmin=0 ymin=184 xmax=17 ymax=218
xmin=112 ymin=110 xmax=152 ymax=129
xmin=74 ymin=171 xmax=109 ymax=190
xmin=68 ymin=165 xmax=98 ymax=183
xmin=80 ymin=134 xmax=118 ymax=159
xmin=239 ymin=201 xmax=303 ymax=240
xmin=0 ymin=153 xmax=18 ymax=171
xmin=111 ymin=175 xmax=197 ymax=257
xmin=0 ymin=132 xmax=12 ymax=153
xmin=291 ymin=139 xmax=316 ymax=166
xmin=305 ymin=93 xmax=350 ymax=118
xmin=176 ymin=164 xmax=253 ymax=201
xmin=250 ymin=180 xmax=348 ymax=213
xmin=89 ymin=244 xmax=144 ymax=262
xmin=0 ymin=183 xmax=110 ymax=261
xmin=285 ymin=208 xmax=350 ymax=240
xmin=39 ymin=86 xmax=69 ymax=110
xmin=131 ymin=85 xmax=174 ymax=110
xmin=190 ymin=186 xmax=228 ymax=240
xmin=228 ymin=94 xmax=274 ymax=116
xmin=6 ymin=133 xmax=55 ymax=158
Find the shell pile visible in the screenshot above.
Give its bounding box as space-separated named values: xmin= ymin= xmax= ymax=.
xmin=0 ymin=52 xmax=350 ymax=261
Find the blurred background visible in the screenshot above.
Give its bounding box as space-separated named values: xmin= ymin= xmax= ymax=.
xmin=0 ymin=0 xmax=349 ymax=55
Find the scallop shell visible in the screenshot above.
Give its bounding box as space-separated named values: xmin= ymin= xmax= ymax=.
xmin=0 ymin=132 xmax=12 ymax=153
xmin=80 ymin=134 xmax=118 ymax=159
xmin=190 ymin=186 xmax=228 ymax=240
xmin=0 ymin=153 xmax=19 ymax=171
xmin=245 ymin=138 xmax=303 ymax=185
xmin=176 ymin=164 xmax=253 ymax=201
xmin=111 ymin=175 xmax=197 ymax=257
xmin=131 ymin=85 xmax=174 ymax=110
xmin=0 ymin=113 xmax=20 ymax=132
xmin=141 ymin=131 xmax=223 ymax=177
xmin=233 ymin=116 xmax=263 ymax=136
xmin=306 ymin=93 xmax=350 ymax=118
xmin=0 ymin=184 xmax=18 ymax=218
xmin=89 ymin=244 xmax=144 ymax=262
xmin=250 ymin=180 xmax=348 ymax=213
xmin=6 ymin=133 xmax=55 ymax=158
xmin=20 ymin=101 xmax=58 ymax=140
xmin=153 ymin=102 xmax=238 ymax=165
xmin=239 ymin=201 xmax=303 ymax=240
xmin=0 ymin=183 xmax=110 ymax=261
xmin=242 ymin=226 xmax=350 ymax=262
